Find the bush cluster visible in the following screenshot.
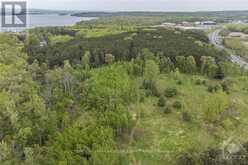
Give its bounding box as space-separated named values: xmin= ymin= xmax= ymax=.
xmin=164 ymin=87 xmax=178 ymax=98
xmin=173 ymin=101 xmax=183 ymax=109
xmin=207 ymin=84 xmax=222 ymax=93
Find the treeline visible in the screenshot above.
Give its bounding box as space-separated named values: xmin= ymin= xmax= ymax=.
xmin=226 ymin=24 xmax=248 ymax=34
xmin=73 ymin=11 xmax=248 ymax=25
xmin=24 ymin=28 xmax=227 ymax=68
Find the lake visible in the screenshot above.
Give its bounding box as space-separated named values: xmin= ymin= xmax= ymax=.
xmin=0 ymin=14 xmax=96 ymax=32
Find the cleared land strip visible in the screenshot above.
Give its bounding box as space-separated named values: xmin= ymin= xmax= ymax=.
xmin=209 ymin=29 xmax=248 ymax=70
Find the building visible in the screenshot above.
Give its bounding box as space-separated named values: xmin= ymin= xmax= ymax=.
xmin=200 ymin=21 xmax=217 ymax=25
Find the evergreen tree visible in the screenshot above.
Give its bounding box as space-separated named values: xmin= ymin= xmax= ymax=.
xmin=176 ymin=56 xmax=186 ymax=73
xmin=144 ymin=60 xmax=160 ymax=83
xmin=185 ymin=56 xmax=197 ymax=74
xmin=82 ymin=51 xmax=91 ymax=70
xmin=200 ymin=56 xmax=218 ymax=78
xmin=160 ymin=56 xmax=174 ymax=73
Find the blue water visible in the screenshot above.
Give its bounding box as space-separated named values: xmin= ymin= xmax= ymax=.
xmin=0 ymin=14 xmax=96 ymax=32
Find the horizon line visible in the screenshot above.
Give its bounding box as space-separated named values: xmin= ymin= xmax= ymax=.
xmin=28 ymin=8 xmax=248 ymax=13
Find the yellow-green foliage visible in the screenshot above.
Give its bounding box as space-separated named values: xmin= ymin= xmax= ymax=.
xmin=75 ymin=27 xmax=130 ymax=38
xmin=224 ymin=38 xmax=248 ymax=58
xmin=0 ymin=33 xmax=20 ymax=46
xmin=226 ymin=24 xmax=248 ymax=34
xmin=49 ymin=35 xmax=73 ymax=44
xmin=202 ymin=92 xmax=229 ymax=123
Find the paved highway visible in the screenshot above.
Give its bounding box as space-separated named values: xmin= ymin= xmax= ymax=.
xmin=209 ymin=29 xmax=248 ymax=70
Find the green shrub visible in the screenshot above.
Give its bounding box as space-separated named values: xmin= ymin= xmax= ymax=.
xmin=207 ymin=84 xmax=222 ymax=93
xmin=176 ymin=79 xmax=183 ymax=85
xmin=195 ymin=79 xmax=201 ymax=85
xmin=177 ymin=152 xmax=196 ymax=165
xmin=139 ymin=91 xmax=146 ymax=102
xmin=181 ymin=112 xmax=191 ymax=122
xmin=199 ymin=149 xmax=222 ymax=165
xmin=140 ymin=96 xmax=145 ymax=103
xmin=145 ymin=90 xmax=153 ymax=97
xmin=142 ymin=80 xmax=160 ymax=97
xmin=173 ymin=101 xmax=183 ymax=109
xmin=164 ymin=106 xmax=172 ymax=114
xmin=221 ymin=80 xmax=232 ymax=94
xmin=140 ymin=109 xmax=145 ymax=118
xmin=195 ymin=78 xmax=206 ymax=85
xmin=207 ymin=85 xmax=215 ymax=93
xmin=142 ymin=80 xmax=152 ymax=90
xmin=164 ymin=87 xmax=178 ymax=98
xmin=158 ymin=96 xmax=166 ymax=107
xmin=151 ymin=82 xmax=160 ymax=97
xmin=202 ymin=92 xmax=229 ymax=124
xmin=221 ymin=83 xmax=229 ymax=94
xmin=131 ymin=62 xmax=143 ymax=76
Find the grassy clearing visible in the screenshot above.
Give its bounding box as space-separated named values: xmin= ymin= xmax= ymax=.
xmin=73 ymin=26 xmax=136 ymax=38
xmin=49 ymin=35 xmax=73 ymax=44
xmin=224 ymin=37 xmax=248 ymax=60
xmin=121 ymin=73 xmax=248 ymax=164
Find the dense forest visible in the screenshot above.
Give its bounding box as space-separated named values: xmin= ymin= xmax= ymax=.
xmin=72 ymin=11 xmax=248 ymax=24
xmin=1 ymin=15 xmax=248 ymax=165
xmin=25 ymin=27 xmax=226 ymax=68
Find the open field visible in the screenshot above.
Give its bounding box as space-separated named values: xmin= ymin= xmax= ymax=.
xmin=120 ymin=73 xmax=248 ymax=164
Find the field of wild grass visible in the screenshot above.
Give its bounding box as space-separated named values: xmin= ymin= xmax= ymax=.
xmin=121 ymin=72 xmax=248 ymax=164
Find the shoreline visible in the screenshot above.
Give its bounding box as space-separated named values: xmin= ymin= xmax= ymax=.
xmin=0 ymin=15 xmax=97 ymax=33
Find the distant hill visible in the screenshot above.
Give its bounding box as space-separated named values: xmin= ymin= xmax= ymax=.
xmin=72 ymin=10 xmax=248 ymax=17
xmin=72 ymin=11 xmax=248 ymax=22
xmin=28 ymin=9 xmax=78 ymax=15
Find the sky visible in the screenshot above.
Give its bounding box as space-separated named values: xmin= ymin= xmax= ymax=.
xmin=26 ymin=0 xmax=248 ymax=11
